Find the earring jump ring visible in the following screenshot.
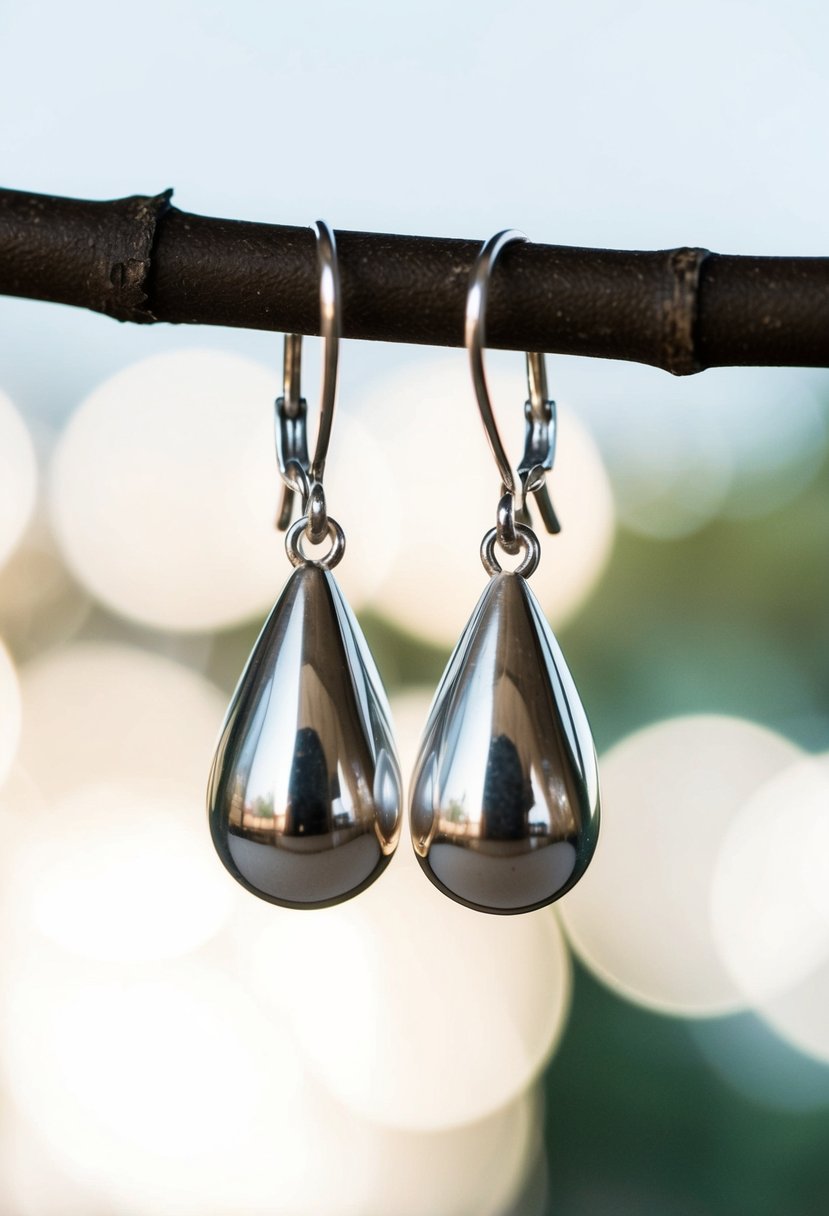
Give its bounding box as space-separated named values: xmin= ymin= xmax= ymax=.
xmin=480 ymin=523 xmax=541 ymax=580
xmin=285 ymin=514 xmax=346 ymax=570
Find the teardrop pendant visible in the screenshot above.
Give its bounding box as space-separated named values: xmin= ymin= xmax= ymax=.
xmin=410 ymin=571 xmax=600 ymax=915
xmin=208 ymin=563 xmax=402 ymax=908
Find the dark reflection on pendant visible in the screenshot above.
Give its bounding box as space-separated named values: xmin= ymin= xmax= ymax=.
xmin=410 ymin=571 xmax=600 ymax=915
xmin=287 ymin=727 xmax=330 ymax=836
xmin=483 ymin=734 xmax=533 ymax=842
xmin=208 ymin=564 xmax=402 ymax=909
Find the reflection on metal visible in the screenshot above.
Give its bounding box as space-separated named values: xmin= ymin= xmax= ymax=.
xmin=465 ymin=228 xmax=560 ymax=538
xmin=410 ymin=571 xmax=600 ymax=915
xmin=208 ymin=564 xmax=402 ymax=908
xmin=274 ymin=221 xmax=341 ymax=533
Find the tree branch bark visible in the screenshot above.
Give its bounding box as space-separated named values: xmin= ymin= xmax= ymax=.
xmin=1 ymin=187 xmax=828 ymax=376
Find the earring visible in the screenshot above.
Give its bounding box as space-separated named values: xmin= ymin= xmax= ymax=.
xmin=409 ymin=230 xmax=600 ymax=915
xmin=207 ymin=221 xmax=402 ymax=908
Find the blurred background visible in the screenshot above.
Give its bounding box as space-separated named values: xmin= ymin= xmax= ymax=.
xmin=1 ymin=1 xmax=829 ymax=1212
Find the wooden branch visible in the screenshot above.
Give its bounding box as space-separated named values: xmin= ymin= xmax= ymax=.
xmin=2 ymin=187 xmax=828 ymax=375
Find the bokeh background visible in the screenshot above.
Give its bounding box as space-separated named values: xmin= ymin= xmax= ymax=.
xmin=1 ymin=1 xmax=829 ymax=1212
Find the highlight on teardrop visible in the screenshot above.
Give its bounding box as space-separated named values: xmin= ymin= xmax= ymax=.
xmin=208 ymin=564 xmax=402 ymax=909
xmin=410 ymin=571 xmax=600 ymax=915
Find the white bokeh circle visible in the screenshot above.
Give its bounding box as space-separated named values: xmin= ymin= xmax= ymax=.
xmin=0 ymin=927 xmax=539 ymax=1216
xmin=50 ymin=350 xmax=397 ymax=632
xmin=762 ymin=964 xmax=829 ymax=1068
xmin=17 ymin=640 xmax=227 ymax=799
xmin=712 ymin=754 xmax=829 ymax=1064
xmin=0 ymin=766 xmax=45 ymax=946
xmin=0 ymin=507 xmax=91 ymax=659
xmin=0 ymin=639 xmax=21 ymax=789
xmin=389 ymin=687 xmax=435 ymax=803
xmin=0 ymin=1118 xmax=99 ymax=1216
xmin=558 ymin=715 xmax=804 ymax=1016
xmin=354 ymin=356 xmax=615 ymax=647
xmin=0 ymin=386 xmax=38 ymax=573
xmin=0 ymin=860 xmax=540 ymax=1216
xmin=358 ymin=1086 xmax=542 ymax=1216
xmin=551 ymin=359 xmax=828 ymax=539
xmin=230 ymin=856 xmax=571 ymax=1131
xmin=0 ymin=951 xmax=340 ymax=1216
xmin=712 ymin=754 xmax=829 ymax=1003
xmin=7 ymin=780 xmax=232 ymax=964
xmin=13 ymin=643 xmax=233 ymax=961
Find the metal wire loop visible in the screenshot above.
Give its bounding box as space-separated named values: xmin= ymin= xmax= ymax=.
xmin=305 ymin=480 xmax=329 ymax=545
xmin=282 ymin=458 xmax=311 ymax=505
xmin=274 ymin=219 xmax=341 ymax=531
xmin=480 ymin=524 xmax=541 ymax=580
xmin=285 ymin=515 xmax=346 ymax=570
xmin=466 ymin=230 xmax=559 ymax=534
xmin=496 ymin=491 xmax=520 ymax=555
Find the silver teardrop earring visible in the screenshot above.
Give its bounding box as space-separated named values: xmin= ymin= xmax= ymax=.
xmin=409 ymin=229 xmax=600 ymax=915
xmin=208 ymin=221 xmax=402 ymax=908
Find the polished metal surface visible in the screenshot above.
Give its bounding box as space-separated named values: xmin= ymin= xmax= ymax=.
xmin=309 ymin=219 xmax=340 ymax=485
xmin=209 ymin=564 xmax=402 ymax=908
xmin=274 ymin=332 xmax=312 ymax=531
xmin=274 ymin=220 xmax=340 ymax=531
xmin=466 ymin=228 xmax=527 ymax=499
xmin=466 ymin=230 xmax=560 ymax=537
xmin=410 ymin=571 xmax=600 ymax=915
xmin=480 ymin=524 xmax=540 ymax=580
xmin=285 ymin=515 xmax=346 ymax=570
xmin=517 ymin=366 xmax=560 ymax=535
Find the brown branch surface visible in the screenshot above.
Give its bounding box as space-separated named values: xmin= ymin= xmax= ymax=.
xmin=1 ymin=187 xmax=829 ymax=375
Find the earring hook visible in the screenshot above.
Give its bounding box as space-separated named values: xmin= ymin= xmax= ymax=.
xmin=275 ymin=219 xmax=341 ymax=531
xmin=310 ymin=219 xmax=340 ymax=484
xmin=466 ymin=230 xmax=560 ymax=542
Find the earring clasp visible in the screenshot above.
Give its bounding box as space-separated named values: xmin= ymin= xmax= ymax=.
xmin=274 ymin=220 xmax=341 ymax=538
xmin=466 ymin=230 xmax=560 ymax=543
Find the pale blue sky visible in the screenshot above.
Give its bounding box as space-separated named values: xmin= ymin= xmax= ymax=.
xmin=3 ymin=0 xmax=828 ymax=248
